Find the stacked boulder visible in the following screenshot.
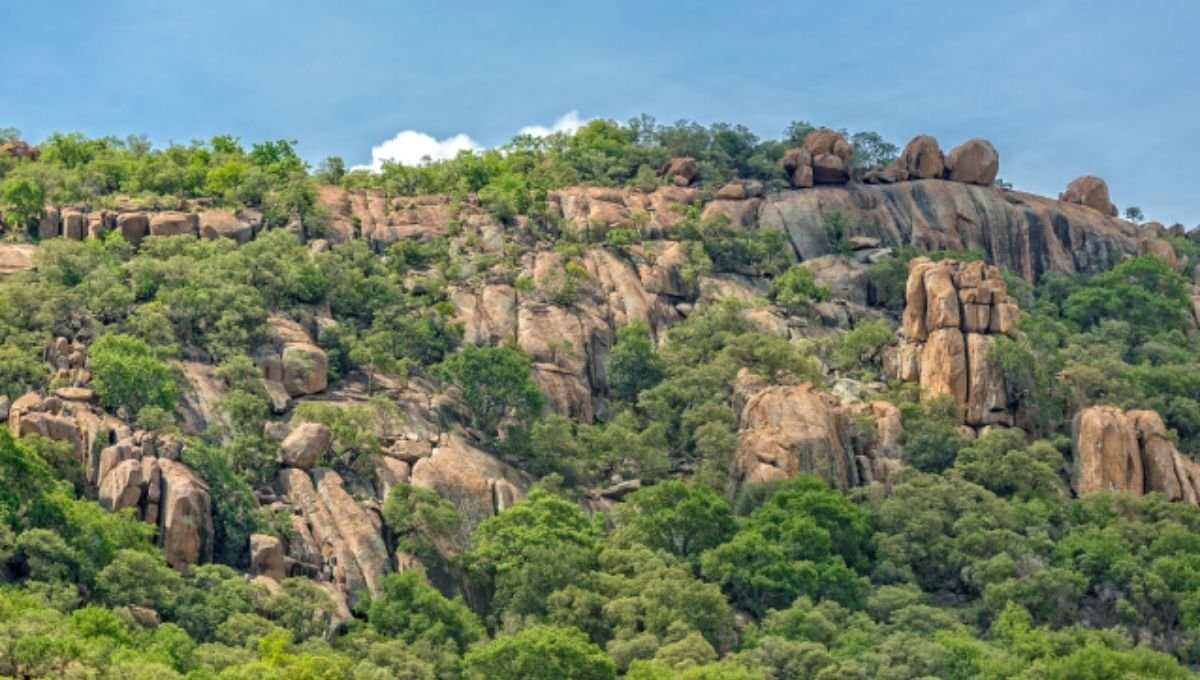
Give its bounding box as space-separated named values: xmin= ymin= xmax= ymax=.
xmin=886 ymin=258 xmax=1021 ymax=428
xmin=96 ymin=433 xmax=214 ymax=570
xmin=732 ymin=370 xmax=902 ymax=492
xmin=1073 ymin=406 xmax=1200 ymax=503
xmin=778 ymin=128 xmax=855 ymax=187
xmin=254 ymin=316 xmax=329 ymax=409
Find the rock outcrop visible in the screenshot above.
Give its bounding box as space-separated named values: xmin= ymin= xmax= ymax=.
xmin=733 ymin=371 xmax=901 ymax=491
xmin=279 ymin=422 xmax=332 ymax=470
xmin=410 ymin=433 xmax=531 ymax=534
xmin=0 ymin=243 xmax=36 ymax=276
xmin=886 ymin=258 xmax=1019 ymax=427
xmin=898 ymin=135 xmax=945 ymax=180
xmin=944 ymin=139 xmax=1000 ymax=186
xmin=1060 ymin=176 xmax=1118 ymax=217
xmin=95 ymin=435 xmax=214 ymax=570
xmin=662 ymin=157 xmax=699 ymax=186
xmin=255 ymin=316 xmax=328 ymax=398
xmin=1073 ymin=406 xmax=1200 ymax=503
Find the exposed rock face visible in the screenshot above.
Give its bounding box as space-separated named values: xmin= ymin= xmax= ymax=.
xmin=1073 ymin=406 xmax=1200 ymax=503
xmin=256 ymin=316 xmax=328 ymax=397
xmin=250 ymin=534 xmax=287 ymax=581
xmin=279 ymin=423 xmax=332 ymax=470
xmin=898 ymin=135 xmax=945 ymax=180
xmin=663 ymin=157 xmax=699 ymax=186
xmin=733 ymin=371 xmax=901 ymax=491
xmin=278 ymin=467 xmax=391 ymax=605
xmin=149 ymin=211 xmax=199 ymax=238
xmin=812 ymin=154 xmax=850 ymax=185
xmin=410 ymin=433 xmax=531 ymax=534
xmin=95 ymin=436 xmax=214 ymax=570
xmin=0 ymin=243 xmax=35 ymax=276
xmin=199 ymin=210 xmax=256 ymax=244
xmin=116 ymin=212 xmax=150 ymax=246
xmin=1060 ymin=176 xmax=1118 ymax=216
xmin=1138 ymin=236 xmax=1178 ymax=271
xmin=779 ymin=148 xmax=814 ymax=188
xmin=759 ymin=180 xmax=1137 ymax=281
xmin=1 ymin=139 xmax=40 ymax=161
xmin=803 ymin=129 xmax=854 ymax=164
xmin=887 ymin=258 xmax=1019 ymax=427
xmin=945 ymin=139 xmax=999 ymax=186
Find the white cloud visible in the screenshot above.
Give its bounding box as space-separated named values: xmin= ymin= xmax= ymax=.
xmin=517 ymin=110 xmax=586 ymax=138
xmin=359 ymin=130 xmax=481 ymax=171
xmin=358 ymin=111 xmax=587 ymax=170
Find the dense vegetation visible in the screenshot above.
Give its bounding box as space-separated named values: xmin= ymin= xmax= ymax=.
xmin=1 ymin=122 xmax=1200 ymax=678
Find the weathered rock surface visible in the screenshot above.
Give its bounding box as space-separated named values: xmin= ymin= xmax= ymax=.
xmin=410 ymin=433 xmax=531 ymax=534
xmin=0 ymin=243 xmax=35 ymax=276
xmin=945 ymin=139 xmax=999 ymax=186
xmin=95 ymin=436 xmax=214 ymax=570
xmin=733 ymin=371 xmax=901 ymax=491
xmin=898 ymin=135 xmax=945 ymax=180
xmin=1073 ymin=406 xmax=1200 ymax=503
xmin=250 ymin=534 xmax=287 ymax=581
xmin=1060 ymin=176 xmax=1118 ymax=216
xmin=663 ymin=157 xmax=699 ymax=186
xmin=279 ymin=422 xmax=332 ymax=470
xmin=758 ymin=181 xmax=1136 ymax=280
xmin=256 ymin=316 xmax=329 ymax=397
xmin=888 ymin=258 xmax=1018 ymax=427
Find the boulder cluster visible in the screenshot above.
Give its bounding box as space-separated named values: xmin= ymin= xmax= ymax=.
xmin=778 ymin=130 xmax=1000 ymax=188
xmin=0 ymin=138 xmax=39 ymax=161
xmin=34 ymin=205 xmax=260 ymax=246
xmin=732 ymin=369 xmax=902 ymax=492
xmin=886 ymin=258 xmax=1021 ymax=429
xmin=1060 ymin=175 xmax=1117 ymax=216
xmin=1073 ymin=406 xmax=1200 ymax=503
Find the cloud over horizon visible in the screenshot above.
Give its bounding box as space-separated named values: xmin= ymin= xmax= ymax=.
xmin=359 ymin=110 xmax=586 ymax=171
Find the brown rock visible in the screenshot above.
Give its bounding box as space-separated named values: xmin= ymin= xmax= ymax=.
xmin=735 ymin=380 xmax=859 ymax=490
xmin=61 ymin=209 xmax=87 ymax=241
xmin=0 ymin=243 xmax=36 ymax=276
xmin=38 ymin=207 xmax=59 ymax=240
xmin=902 ymin=259 xmax=932 ymax=340
xmin=922 ymin=264 xmax=961 ymax=331
xmin=898 ymin=135 xmax=945 ymax=179
xmin=920 ymin=328 xmax=967 ymax=405
xmin=779 ymin=147 xmax=814 ymax=188
xmin=945 ymin=139 xmax=999 ymax=186
xmin=1138 ymin=237 xmax=1177 ymax=271
xmin=157 ymin=459 xmax=214 ymax=570
xmin=714 ymin=182 xmax=747 ymax=200
xmin=149 ymin=211 xmax=198 ymax=238
xmin=812 ymin=153 xmax=850 ymax=185
xmin=1 ymin=139 xmax=40 ymax=161
xmin=116 ymin=212 xmax=150 ymax=246
xmin=250 ymin=534 xmax=287 ymax=581
xmin=663 ymin=157 xmax=699 ymax=186
xmin=1073 ymin=406 xmax=1143 ymax=494
xmin=279 ymin=422 xmax=332 ymax=470
xmin=410 ymin=433 xmax=528 ymax=534
xmin=199 ymin=210 xmax=254 ymax=244
xmin=1060 ymin=176 xmax=1118 ymax=216
xmin=964 ymin=333 xmax=1010 ymax=426
xmin=803 ymin=129 xmax=854 ymax=164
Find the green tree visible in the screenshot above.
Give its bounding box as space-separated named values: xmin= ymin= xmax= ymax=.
xmin=0 ymin=177 xmax=44 ymax=231
xmin=367 ymin=568 xmax=483 ymax=653
xmin=607 ymin=321 xmax=665 ymax=403
xmin=434 ymin=344 xmax=545 ymax=437
xmin=771 ymin=265 xmax=830 ymax=313
xmin=89 ymin=334 xmax=179 ymax=415
xmin=613 ymin=481 xmax=735 ymax=564
xmin=463 ymin=625 xmax=615 ymax=680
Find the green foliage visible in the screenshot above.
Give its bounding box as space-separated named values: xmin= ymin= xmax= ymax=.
xmin=467 ymin=488 xmax=599 ymax=622
xmin=463 ymin=624 xmax=615 ymax=680
xmin=0 ymin=177 xmax=43 ymax=230
xmin=771 ymin=265 xmax=830 ymax=313
xmin=366 ymin=568 xmax=483 ymax=653
xmin=832 ymin=320 xmax=893 ymax=372
xmin=607 ymin=321 xmax=665 ymax=403
xmin=89 ymin=334 xmax=179 ymax=415
xmin=381 ymin=485 xmax=460 ymax=563
xmin=613 ymin=481 xmax=735 ymax=564
xmin=1062 ymin=256 xmax=1190 ymax=341
xmin=898 ymin=395 xmax=970 ymax=474
xmin=434 ymin=344 xmax=545 ymax=437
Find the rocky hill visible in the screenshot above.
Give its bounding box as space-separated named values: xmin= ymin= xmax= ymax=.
xmin=3 ymin=125 xmax=1200 ymax=677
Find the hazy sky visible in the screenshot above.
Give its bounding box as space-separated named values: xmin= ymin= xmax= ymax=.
xmin=3 ymin=1 xmax=1198 ymax=223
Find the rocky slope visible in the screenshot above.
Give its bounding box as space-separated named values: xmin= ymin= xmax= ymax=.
xmin=5 ymin=130 xmax=1199 ymax=605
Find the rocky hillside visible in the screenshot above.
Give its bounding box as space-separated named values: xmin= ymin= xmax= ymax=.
xmin=3 ymin=124 xmax=1200 ymax=678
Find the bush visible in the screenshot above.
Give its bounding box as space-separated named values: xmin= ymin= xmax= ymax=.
xmin=89 ymin=334 xmax=179 ymax=415
xmin=434 ymin=344 xmax=544 ymax=437
xmin=771 ymin=265 xmax=830 ymax=313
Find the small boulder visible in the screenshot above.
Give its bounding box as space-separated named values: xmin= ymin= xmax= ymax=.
xmin=279 ymin=422 xmax=332 ymax=470
xmin=898 ymin=135 xmax=945 ymax=179
xmin=945 ymin=139 xmax=999 ymax=186
xmin=662 ymin=157 xmax=699 ymax=186
xmin=1059 ymin=176 xmax=1117 ymax=216
xmin=250 ymin=534 xmax=287 ymax=581
xmin=778 ymin=147 xmax=814 ymax=188
xmin=812 ymin=153 xmax=850 ymax=184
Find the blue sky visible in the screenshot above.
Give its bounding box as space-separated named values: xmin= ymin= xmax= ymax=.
xmin=3 ymin=1 xmax=1198 ymax=224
